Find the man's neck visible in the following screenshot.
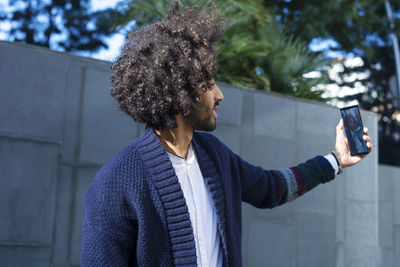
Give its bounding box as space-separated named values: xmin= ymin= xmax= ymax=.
xmin=155 ymin=114 xmax=193 ymax=160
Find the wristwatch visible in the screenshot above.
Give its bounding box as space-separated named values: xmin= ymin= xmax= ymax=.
xmin=330 ymin=151 xmax=344 ymax=175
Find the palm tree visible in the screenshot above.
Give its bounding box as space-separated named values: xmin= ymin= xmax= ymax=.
xmin=108 ymin=0 xmax=329 ymax=101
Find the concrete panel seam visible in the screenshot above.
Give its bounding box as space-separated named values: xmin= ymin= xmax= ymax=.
xmin=240 ymin=93 xmax=254 ymax=155
xmin=66 ymin=66 xmax=86 ymax=264
xmin=0 ymin=132 xmax=61 ymax=145
xmin=344 ymin=197 xmax=379 ymax=204
xmin=293 ymin=211 xmax=336 ymax=217
xmin=60 ymin=160 xmax=102 ymax=170
xmin=50 ymin=153 xmax=64 ymax=265
xmin=60 ymin=58 xmax=73 ymax=148
xmin=50 ymin=60 xmax=73 ymax=264
xmin=0 ymin=242 xmax=52 ymax=247
xmin=70 ymin=57 xmax=111 ymax=73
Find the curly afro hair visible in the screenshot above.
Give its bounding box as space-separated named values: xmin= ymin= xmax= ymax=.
xmin=110 ymin=0 xmax=225 ymax=130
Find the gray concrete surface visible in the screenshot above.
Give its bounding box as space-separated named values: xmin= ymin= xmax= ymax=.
xmin=378 ymin=164 xmax=400 ymax=267
xmin=0 ymin=41 xmax=382 ymax=267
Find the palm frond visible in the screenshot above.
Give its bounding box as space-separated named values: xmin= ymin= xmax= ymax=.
xmin=109 ymin=0 xmax=329 ymax=101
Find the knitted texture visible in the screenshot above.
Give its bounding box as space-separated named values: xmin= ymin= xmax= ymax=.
xmin=81 ymin=127 xmax=335 ymax=266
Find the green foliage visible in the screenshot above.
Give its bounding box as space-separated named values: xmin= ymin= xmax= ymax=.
xmin=263 ymin=0 xmax=400 ymax=165
xmin=263 ymin=0 xmax=398 ymax=105
xmin=219 ymin=18 xmax=329 ymax=100
xmin=107 ymin=0 xmax=329 ymax=101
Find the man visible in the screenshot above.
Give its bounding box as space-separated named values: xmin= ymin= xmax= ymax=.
xmin=81 ymin=1 xmax=372 ymax=266
xmin=344 ymin=113 xmax=368 ymax=154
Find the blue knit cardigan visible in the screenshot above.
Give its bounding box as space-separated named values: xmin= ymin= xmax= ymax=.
xmin=81 ymin=126 xmax=335 ymax=266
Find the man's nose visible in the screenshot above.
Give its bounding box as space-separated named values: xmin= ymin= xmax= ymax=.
xmin=214 ymin=83 xmax=224 ymax=102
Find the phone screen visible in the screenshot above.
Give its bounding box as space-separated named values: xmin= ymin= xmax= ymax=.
xmin=340 ymin=105 xmax=369 ymax=156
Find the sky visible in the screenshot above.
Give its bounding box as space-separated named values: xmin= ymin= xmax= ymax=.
xmin=84 ymin=0 xmax=125 ymax=61
xmin=91 ymin=0 xmax=119 ymax=11
xmin=0 ymin=0 xmax=125 ymax=61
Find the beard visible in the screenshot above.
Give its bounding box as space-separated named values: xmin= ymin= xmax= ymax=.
xmin=184 ymin=102 xmax=217 ymax=132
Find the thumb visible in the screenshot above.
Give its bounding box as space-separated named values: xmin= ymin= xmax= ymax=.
xmin=336 ymin=119 xmax=344 ymax=135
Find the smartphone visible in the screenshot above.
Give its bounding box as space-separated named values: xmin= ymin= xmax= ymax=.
xmin=340 ymin=105 xmax=369 ymax=156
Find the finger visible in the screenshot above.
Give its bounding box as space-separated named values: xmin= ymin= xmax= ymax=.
xmin=367 ymin=142 xmax=373 ymax=151
xmin=363 ymin=127 xmax=369 ymax=135
xmin=349 ymin=155 xmax=365 ymax=166
xmin=358 ymin=154 xmax=367 ymax=160
xmin=336 ymin=119 xmax=345 ymax=140
xmin=363 ymin=135 xmax=371 ymax=142
xmin=336 ymin=119 xmax=344 ymax=132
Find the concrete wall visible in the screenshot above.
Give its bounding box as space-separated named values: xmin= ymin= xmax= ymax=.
xmin=378 ymin=165 xmax=400 ymax=267
xmin=234 ymin=87 xmax=379 ymax=267
xmin=0 ymin=41 xmax=380 ymax=266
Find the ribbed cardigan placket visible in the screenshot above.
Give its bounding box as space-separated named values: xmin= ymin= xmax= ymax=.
xmin=136 ymin=127 xmax=228 ymax=266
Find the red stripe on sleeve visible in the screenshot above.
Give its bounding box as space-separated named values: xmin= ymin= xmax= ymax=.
xmin=290 ymin=167 xmax=305 ymax=196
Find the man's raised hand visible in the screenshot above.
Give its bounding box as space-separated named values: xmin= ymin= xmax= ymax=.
xmin=334 ymin=119 xmax=372 ymax=168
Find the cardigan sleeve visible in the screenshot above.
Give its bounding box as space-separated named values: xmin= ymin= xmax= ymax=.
xmin=81 ymin=169 xmax=138 ymax=266
xmin=232 ymin=151 xmax=336 ymax=208
xmin=81 ymin=223 xmax=137 ymax=266
xmin=194 ymin=132 xmax=336 ymax=209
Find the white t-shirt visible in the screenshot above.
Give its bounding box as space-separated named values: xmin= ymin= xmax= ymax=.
xmin=167 ymin=143 xmax=223 ymax=267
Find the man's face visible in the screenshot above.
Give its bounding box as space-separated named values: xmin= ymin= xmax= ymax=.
xmin=347 ymin=116 xmax=356 ymax=130
xmin=185 ymin=80 xmax=224 ymax=131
